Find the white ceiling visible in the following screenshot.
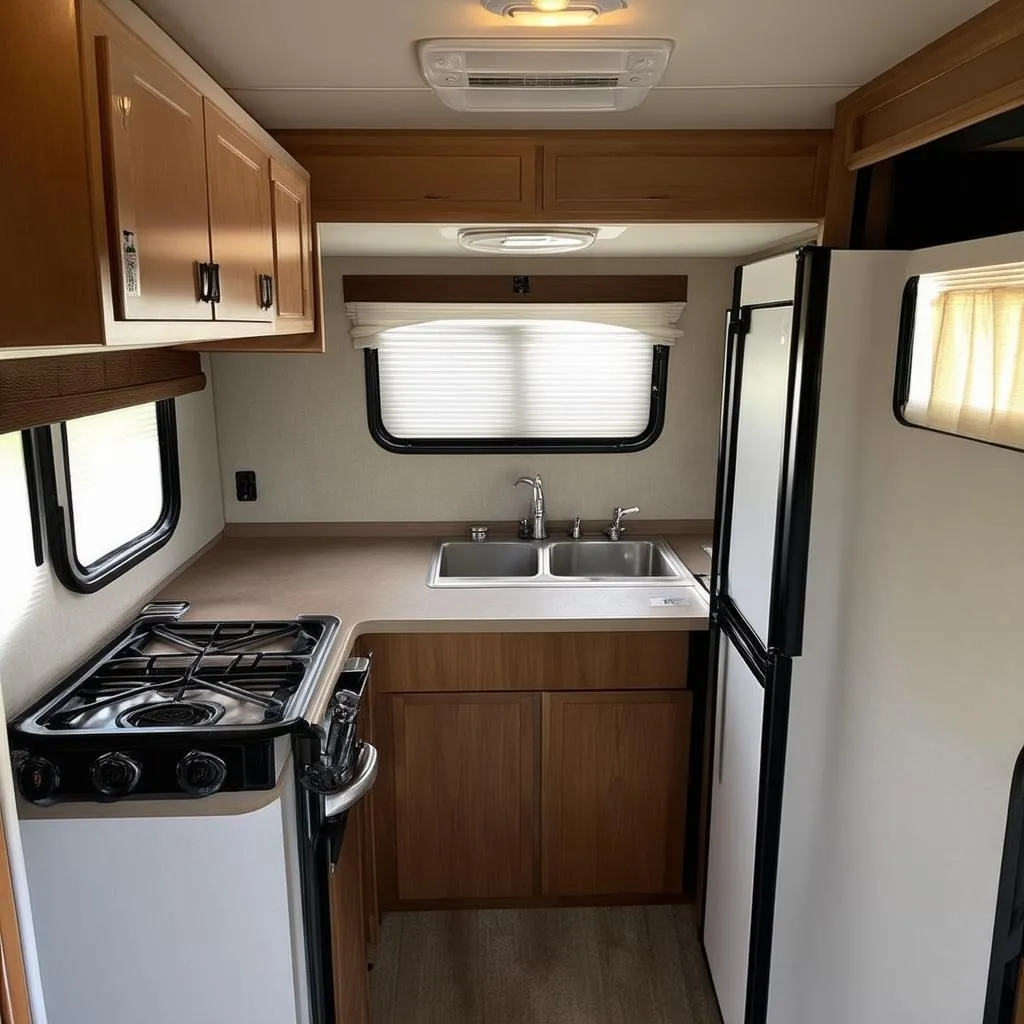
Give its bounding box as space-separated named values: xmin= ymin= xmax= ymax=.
xmin=133 ymin=0 xmax=991 ymax=130
xmin=318 ymin=222 xmax=818 ymax=259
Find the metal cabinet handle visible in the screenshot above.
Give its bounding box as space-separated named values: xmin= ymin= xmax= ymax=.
xmin=323 ymin=742 xmax=378 ymax=820
xmin=197 ymin=261 xmax=212 ymax=302
xmin=265 ymin=273 xmax=274 ymax=311
xmin=210 ymin=263 xmax=221 ymax=304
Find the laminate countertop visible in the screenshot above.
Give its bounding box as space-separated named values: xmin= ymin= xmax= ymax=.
xmin=158 ymin=534 xmax=712 ymax=689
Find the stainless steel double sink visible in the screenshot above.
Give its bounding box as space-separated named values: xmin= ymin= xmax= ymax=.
xmin=427 ymin=537 xmax=694 ymax=588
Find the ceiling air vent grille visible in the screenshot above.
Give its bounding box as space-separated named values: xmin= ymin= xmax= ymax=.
xmin=419 ymin=39 xmax=674 ymax=113
xmin=468 ymin=74 xmax=620 ymax=89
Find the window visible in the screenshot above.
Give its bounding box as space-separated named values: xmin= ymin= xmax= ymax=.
xmin=36 ymin=400 xmax=181 ymax=593
xmin=350 ymin=301 xmax=682 ymax=454
xmin=896 ymin=263 xmax=1024 ymax=451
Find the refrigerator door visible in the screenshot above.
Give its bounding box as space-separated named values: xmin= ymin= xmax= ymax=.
xmin=703 ymin=247 xmax=832 ymax=1024
xmin=704 ymin=636 xmax=765 ymax=1024
xmin=712 ymin=248 xmax=830 ymax=660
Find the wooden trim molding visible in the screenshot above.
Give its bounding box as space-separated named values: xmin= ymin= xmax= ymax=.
xmin=823 ymin=0 xmax=1024 ymax=245
xmin=0 ymin=349 xmax=206 ymax=431
xmin=0 ymin=812 xmax=31 ymax=1024
xmin=341 ymin=275 xmax=688 ymax=304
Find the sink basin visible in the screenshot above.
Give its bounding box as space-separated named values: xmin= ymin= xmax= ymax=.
xmin=427 ymin=537 xmax=694 ymax=588
xmin=548 ymin=540 xmax=680 ymax=579
xmin=436 ymin=542 xmax=540 ymax=579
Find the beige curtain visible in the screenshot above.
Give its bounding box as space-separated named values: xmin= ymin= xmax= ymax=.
xmin=924 ymin=288 xmax=1024 ymax=446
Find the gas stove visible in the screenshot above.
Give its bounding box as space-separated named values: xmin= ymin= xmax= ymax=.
xmin=10 ymin=602 xmax=343 ymax=802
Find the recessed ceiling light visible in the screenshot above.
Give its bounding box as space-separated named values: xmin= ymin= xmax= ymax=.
xmin=481 ymin=0 xmax=626 ymax=26
xmin=457 ymin=228 xmax=599 ymax=255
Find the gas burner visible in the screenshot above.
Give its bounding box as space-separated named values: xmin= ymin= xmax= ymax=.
xmin=118 ymin=701 xmax=225 ymax=729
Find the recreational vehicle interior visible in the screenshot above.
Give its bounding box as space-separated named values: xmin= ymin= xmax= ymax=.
xmin=2 ymin=2 xmax=1024 ymax=1023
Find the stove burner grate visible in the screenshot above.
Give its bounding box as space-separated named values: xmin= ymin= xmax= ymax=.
xmin=118 ymin=701 xmax=225 ymax=729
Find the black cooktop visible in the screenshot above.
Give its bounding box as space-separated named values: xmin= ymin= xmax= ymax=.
xmin=11 ymin=606 xmax=341 ymax=741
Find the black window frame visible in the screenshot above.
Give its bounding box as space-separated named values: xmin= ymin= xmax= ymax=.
xmin=894 ymin=275 xmax=1024 ymax=455
xmin=33 ymin=399 xmax=181 ymax=594
xmin=363 ymin=343 xmax=670 ymax=455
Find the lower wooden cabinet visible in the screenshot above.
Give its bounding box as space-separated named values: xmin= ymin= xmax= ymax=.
xmin=330 ymin=801 xmax=371 ymax=1024
xmin=541 ymin=690 xmax=692 ymax=897
xmin=388 ymin=692 xmax=538 ymax=902
xmin=368 ymin=634 xmax=696 ymax=908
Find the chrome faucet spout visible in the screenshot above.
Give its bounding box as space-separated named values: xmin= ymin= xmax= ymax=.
xmin=513 ymin=475 xmax=548 ymax=540
xmin=603 ymin=505 xmax=640 ymax=541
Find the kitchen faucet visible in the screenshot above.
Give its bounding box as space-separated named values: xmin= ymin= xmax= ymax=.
xmin=603 ymin=505 xmax=639 ymax=541
xmin=514 ymin=475 xmax=547 ymax=539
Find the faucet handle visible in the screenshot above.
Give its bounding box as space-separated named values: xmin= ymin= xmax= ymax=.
xmin=568 ymin=516 xmax=583 ymax=539
xmin=605 ymin=505 xmax=640 ymax=540
xmin=613 ymin=505 xmax=640 ymax=524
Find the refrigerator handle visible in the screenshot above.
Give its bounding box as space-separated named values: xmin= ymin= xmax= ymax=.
xmin=717 ymin=651 xmax=728 ymax=784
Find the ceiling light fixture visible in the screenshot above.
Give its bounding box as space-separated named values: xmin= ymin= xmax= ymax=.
xmin=481 ymin=0 xmax=626 ymax=26
xmin=457 ymin=227 xmax=599 ymax=255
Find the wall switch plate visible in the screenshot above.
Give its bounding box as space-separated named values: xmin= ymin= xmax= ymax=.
xmin=235 ymin=470 xmax=257 ymax=502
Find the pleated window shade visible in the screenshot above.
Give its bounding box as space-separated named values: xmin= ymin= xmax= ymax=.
xmin=348 ymin=303 xmax=683 ymax=441
xmin=906 ymin=263 xmax=1024 ymax=449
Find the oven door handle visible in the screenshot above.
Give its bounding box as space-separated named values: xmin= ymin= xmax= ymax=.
xmin=323 ymin=743 xmax=378 ymax=821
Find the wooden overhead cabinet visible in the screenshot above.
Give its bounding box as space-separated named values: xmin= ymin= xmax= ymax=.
xmin=96 ymin=33 xmax=212 ymax=322
xmin=269 ymin=159 xmax=315 ymax=326
xmin=0 ymin=0 xmax=318 ymax=352
xmin=204 ymin=103 xmax=275 ymax=323
xmin=275 ymin=132 xmax=540 ymax=222
xmin=542 ymin=133 xmax=832 ymax=221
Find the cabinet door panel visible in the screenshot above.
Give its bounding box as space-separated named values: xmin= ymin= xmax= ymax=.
xmin=542 ymin=690 xmax=692 ymax=896
xmin=97 ymin=35 xmax=211 ymax=321
xmin=204 ymin=102 xmax=274 ymax=322
xmin=330 ymin=802 xmax=370 ymax=1024
xmin=542 ymin=135 xmax=830 ymax=220
xmin=269 ymin=158 xmax=313 ymax=322
xmin=391 ymin=692 xmax=538 ymax=902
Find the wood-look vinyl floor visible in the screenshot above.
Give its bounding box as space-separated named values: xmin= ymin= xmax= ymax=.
xmin=371 ymin=905 xmax=723 ymax=1024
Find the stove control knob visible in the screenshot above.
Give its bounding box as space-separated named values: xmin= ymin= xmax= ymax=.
xmin=90 ymin=752 xmax=141 ymax=799
xmin=177 ymin=751 xmax=227 ymax=797
xmin=17 ymin=755 xmax=60 ymax=803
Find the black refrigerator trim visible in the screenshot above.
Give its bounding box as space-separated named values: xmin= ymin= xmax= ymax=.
xmin=768 ymin=246 xmax=832 ymax=657
xmin=983 ymin=743 xmax=1024 ymax=1024
xmin=709 ymin=267 xmax=746 ymax=615
xmin=745 ymin=651 xmax=793 ymax=1024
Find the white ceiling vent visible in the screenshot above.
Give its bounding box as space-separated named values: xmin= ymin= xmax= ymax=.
xmin=418 ymin=39 xmax=673 ymax=113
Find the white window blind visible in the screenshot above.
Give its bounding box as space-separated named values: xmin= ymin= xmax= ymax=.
xmin=347 ymin=301 xmax=683 ymax=442
xmin=64 ymin=404 xmax=165 ymax=566
xmin=906 ymin=262 xmax=1024 ymax=448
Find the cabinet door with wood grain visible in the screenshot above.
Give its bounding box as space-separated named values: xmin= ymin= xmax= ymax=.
xmin=542 ymin=690 xmax=692 ymax=897
xmin=269 ymin=158 xmax=313 ymax=325
xmin=203 ymin=102 xmax=274 ymax=322
xmin=96 ymin=34 xmax=212 ymax=321
xmin=388 ymin=692 xmax=538 ymax=903
xmin=330 ymin=802 xmax=371 ymax=1024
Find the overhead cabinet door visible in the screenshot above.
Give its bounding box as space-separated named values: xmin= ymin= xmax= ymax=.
xmin=269 ymin=158 xmax=314 ymax=323
xmin=542 ymin=136 xmax=831 ymax=220
xmin=203 ymin=102 xmax=275 ymax=322
xmin=96 ymin=35 xmax=212 ymax=321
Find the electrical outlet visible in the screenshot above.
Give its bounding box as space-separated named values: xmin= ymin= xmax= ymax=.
xmin=235 ymin=470 xmax=257 ymax=502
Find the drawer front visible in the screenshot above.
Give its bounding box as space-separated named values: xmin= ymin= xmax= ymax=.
xmin=367 ymin=632 xmax=689 ymax=692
